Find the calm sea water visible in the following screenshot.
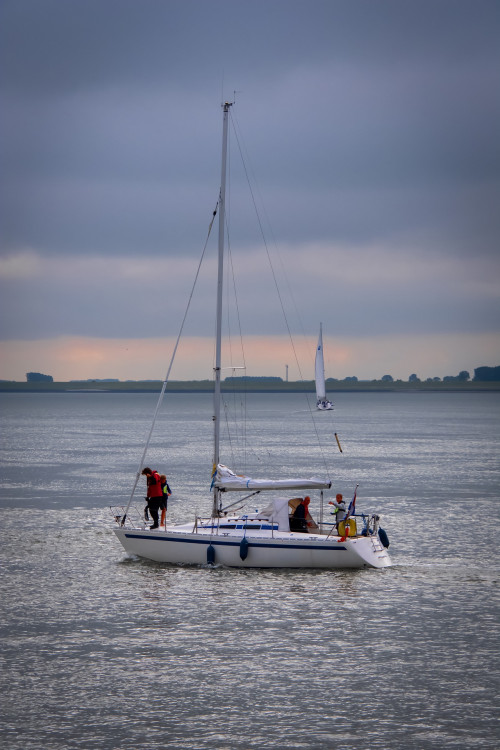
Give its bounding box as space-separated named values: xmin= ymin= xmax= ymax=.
xmin=0 ymin=391 xmax=499 ymax=750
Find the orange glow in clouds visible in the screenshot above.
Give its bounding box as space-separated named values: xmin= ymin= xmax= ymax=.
xmin=0 ymin=333 xmax=498 ymax=382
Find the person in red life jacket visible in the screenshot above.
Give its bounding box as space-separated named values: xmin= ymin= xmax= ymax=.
xmin=302 ymin=496 xmax=311 ymax=530
xmin=141 ymin=467 xmax=163 ymax=529
xmin=159 ymin=474 xmax=172 ymax=527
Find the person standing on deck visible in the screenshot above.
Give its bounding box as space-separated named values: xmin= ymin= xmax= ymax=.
xmin=142 ymin=467 xmax=163 ymax=529
xmin=328 ymin=493 xmax=346 ymax=532
xmin=159 ymin=474 xmax=171 ymax=527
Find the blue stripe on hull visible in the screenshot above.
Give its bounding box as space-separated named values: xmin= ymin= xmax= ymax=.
xmin=123 ymin=532 xmax=347 ymax=552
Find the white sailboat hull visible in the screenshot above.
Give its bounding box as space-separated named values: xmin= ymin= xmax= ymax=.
xmin=114 ymin=526 xmax=391 ymax=569
xmin=316 ymin=399 xmax=333 ymax=411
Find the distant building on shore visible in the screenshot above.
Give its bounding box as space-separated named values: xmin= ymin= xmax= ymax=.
xmin=26 ymin=372 xmax=53 ymax=383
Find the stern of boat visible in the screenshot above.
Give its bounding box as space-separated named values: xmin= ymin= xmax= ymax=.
xmin=344 ymin=534 xmax=392 ymax=568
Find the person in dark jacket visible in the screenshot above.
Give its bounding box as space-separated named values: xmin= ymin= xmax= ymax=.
xmin=290 ymin=496 xmax=311 ymax=532
xmin=142 ymin=467 xmax=163 ymax=529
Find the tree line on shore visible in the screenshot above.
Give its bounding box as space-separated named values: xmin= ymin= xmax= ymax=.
xmin=18 ymin=365 xmax=500 ymax=385
xmin=0 ymin=366 xmax=498 ymax=393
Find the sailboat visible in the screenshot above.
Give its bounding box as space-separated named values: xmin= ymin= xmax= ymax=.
xmin=315 ymin=323 xmax=333 ymax=410
xmin=113 ymin=102 xmax=392 ymax=569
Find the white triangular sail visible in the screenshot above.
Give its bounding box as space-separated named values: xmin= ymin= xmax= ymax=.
xmin=315 ymin=323 xmax=326 ymax=401
xmin=315 ymin=323 xmax=333 ymax=409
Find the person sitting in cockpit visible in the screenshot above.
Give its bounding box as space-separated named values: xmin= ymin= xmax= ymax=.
xmin=290 ymin=496 xmax=310 ymax=533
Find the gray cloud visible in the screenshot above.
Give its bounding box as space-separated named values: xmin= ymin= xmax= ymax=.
xmin=0 ymin=0 xmax=499 ymax=349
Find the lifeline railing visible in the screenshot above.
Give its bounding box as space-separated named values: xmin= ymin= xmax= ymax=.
xmin=110 ymin=503 xmax=148 ymax=529
xmin=319 ymin=512 xmax=381 ymax=538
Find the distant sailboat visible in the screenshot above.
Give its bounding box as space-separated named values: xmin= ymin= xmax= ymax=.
xmin=315 ymin=323 xmax=333 ymax=410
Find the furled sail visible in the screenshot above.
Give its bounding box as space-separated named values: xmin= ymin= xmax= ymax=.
xmin=214 ymin=464 xmax=331 ymax=492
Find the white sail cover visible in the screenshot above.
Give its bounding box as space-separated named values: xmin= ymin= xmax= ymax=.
xmin=315 ymin=324 xmax=326 ymax=400
xmin=259 ymin=498 xmax=294 ymax=531
xmin=214 ymin=464 xmax=331 ymax=491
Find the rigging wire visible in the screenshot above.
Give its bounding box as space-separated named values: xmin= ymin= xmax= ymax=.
xmin=229 ymin=109 xmax=334 ymax=481
xmin=120 ymin=203 xmax=219 ymax=526
xmin=231 ymin=114 xmax=317 ymax=364
xmin=224 ymin=241 xmax=249 ymax=469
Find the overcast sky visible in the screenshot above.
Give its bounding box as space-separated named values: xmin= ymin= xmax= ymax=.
xmin=1 ymin=0 xmax=499 ymax=381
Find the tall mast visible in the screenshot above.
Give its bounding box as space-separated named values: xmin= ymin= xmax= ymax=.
xmin=212 ymin=101 xmax=232 ymax=516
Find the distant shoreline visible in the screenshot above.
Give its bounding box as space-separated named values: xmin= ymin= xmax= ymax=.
xmin=1 ymin=380 xmax=499 ymax=393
